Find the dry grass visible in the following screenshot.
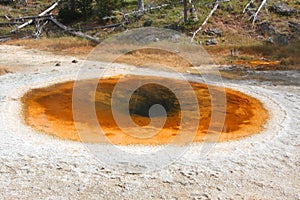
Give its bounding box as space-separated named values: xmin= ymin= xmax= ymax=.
xmin=3 ymin=34 xmax=299 ymax=69
xmin=205 ymin=41 xmax=300 ymax=69
xmin=239 ymin=43 xmax=300 ymax=69
xmin=5 ymin=37 xmax=95 ymax=58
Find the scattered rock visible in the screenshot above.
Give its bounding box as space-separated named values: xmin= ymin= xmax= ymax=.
xmin=258 ymin=21 xmax=293 ymax=45
xmin=226 ymin=4 xmax=233 ymax=12
xmin=275 ymin=33 xmax=290 ymax=46
xmin=204 ymin=28 xmax=223 ymax=37
xmin=260 ymin=57 xmax=270 ymax=62
xmin=72 ymin=60 xmax=78 ymax=64
xmin=171 ymin=34 xmax=181 ymax=41
xmin=164 ymin=23 xmax=180 ymax=31
xmin=55 ymin=63 xmax=61 ymax=67
xmin=266 ymin=37 xmax=274 ymax=44
xmin=289 ymin=21 xmax=300 ymax=33
xmin=269 ymin=3 xmax=297 ymax=16
xmin=123 ymin=29 xmax=181 ymax=44
xmin=205 ymin=38 xmax=218 ymax=46
xmin=143 ymin=19 xmax=153 ymax=27
xmin=200 ymin=193 xmax=210 ymax=199
xmin=258 ymin=21 xmax=276 ymax=36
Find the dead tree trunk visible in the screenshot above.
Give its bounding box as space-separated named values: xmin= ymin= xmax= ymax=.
xmin=250 ymin=0 xmax=267 ymax=25
xmin=191 ymin=0 xmax=230 ymax=42
xmin=12 ymin=14 xmax=53 ymax=21
xmin=69 ymin=0 xmax=76 ymax=14
xmin=49 ymin=17 xmax=100 ymax=43
xmin=183 ymin=0 xmax=188 ymax=22
xmin=243 ymin=0 xmax=255 ymax=14
xmin=138 ymin=0 xmax=144 ymax=11
xmin=33 ymin=20 xmax=49 ymax=38
xmin=191 ymin=0 xmax=219 ymax=42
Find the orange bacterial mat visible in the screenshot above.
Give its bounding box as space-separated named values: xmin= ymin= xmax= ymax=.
xmin=22 ymin=75 xmax=268 ymax=145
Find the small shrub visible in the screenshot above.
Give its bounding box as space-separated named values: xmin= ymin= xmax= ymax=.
xmin=96 ymin=0 xmax=123 ymax=21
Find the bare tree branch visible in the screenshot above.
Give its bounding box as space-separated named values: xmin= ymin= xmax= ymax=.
xmin=11 ymin=0 xmax=60 ymax=33
xmin=33 ymin=20 xmax=49 ymax=38
xmin=138 ymin=0 xmax=144 ymax=11
xmin=250 ymin=0 xmax=267 ymax=25
xmin=243 ymin=0 xmax=255 ymax=14
xmin=191 ymin=0 xmax=230 ymax=42
xmin=192 ymin=0 xmax=218 ymax=42
xmin=12 ymin=15 xmax=53 ymax=21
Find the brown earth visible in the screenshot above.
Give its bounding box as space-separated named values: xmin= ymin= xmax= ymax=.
xmin=0 ymin=66 xmax=11 ymax=75
xmin=115 ymin=48 xmax=193 ymax=70
xmin=5 ymin=38 xmax=292 ymax=69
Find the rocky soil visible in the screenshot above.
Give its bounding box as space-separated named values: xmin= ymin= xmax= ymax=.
xmin=0 ymin=45 xmax=299 ymax=199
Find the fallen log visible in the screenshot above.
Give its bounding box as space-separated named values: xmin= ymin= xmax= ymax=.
xmin=0 ymin=22 xmax=23 ymax=26
xmin=12 ymin=14 xmax=53 ymax=21
xmin=102 ymin=4 xmax=169 ymax=20
xmin=0 ymin=37 xmax=11 ymax=42
xmin=0 ymin=15 xmax=12 ymax=20
xmin=0 ymin=38 xmax=11 ymax=42
xmin=11 ymin=0 xmax=60 ymax=33
xmin=49 ymin=17 xmax=100 ymax=43
xmin=78 ymin=23 xmax=123 ymax=31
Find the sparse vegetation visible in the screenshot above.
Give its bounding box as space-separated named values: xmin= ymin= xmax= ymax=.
xmin=4 ymin=36 xmax=95 ymax=57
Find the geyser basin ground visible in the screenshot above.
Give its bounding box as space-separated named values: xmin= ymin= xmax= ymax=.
xmin=22 ymin=75 xmax=268 ymax=145
xmin=1 ymin=45 xmax=298 ymax=198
